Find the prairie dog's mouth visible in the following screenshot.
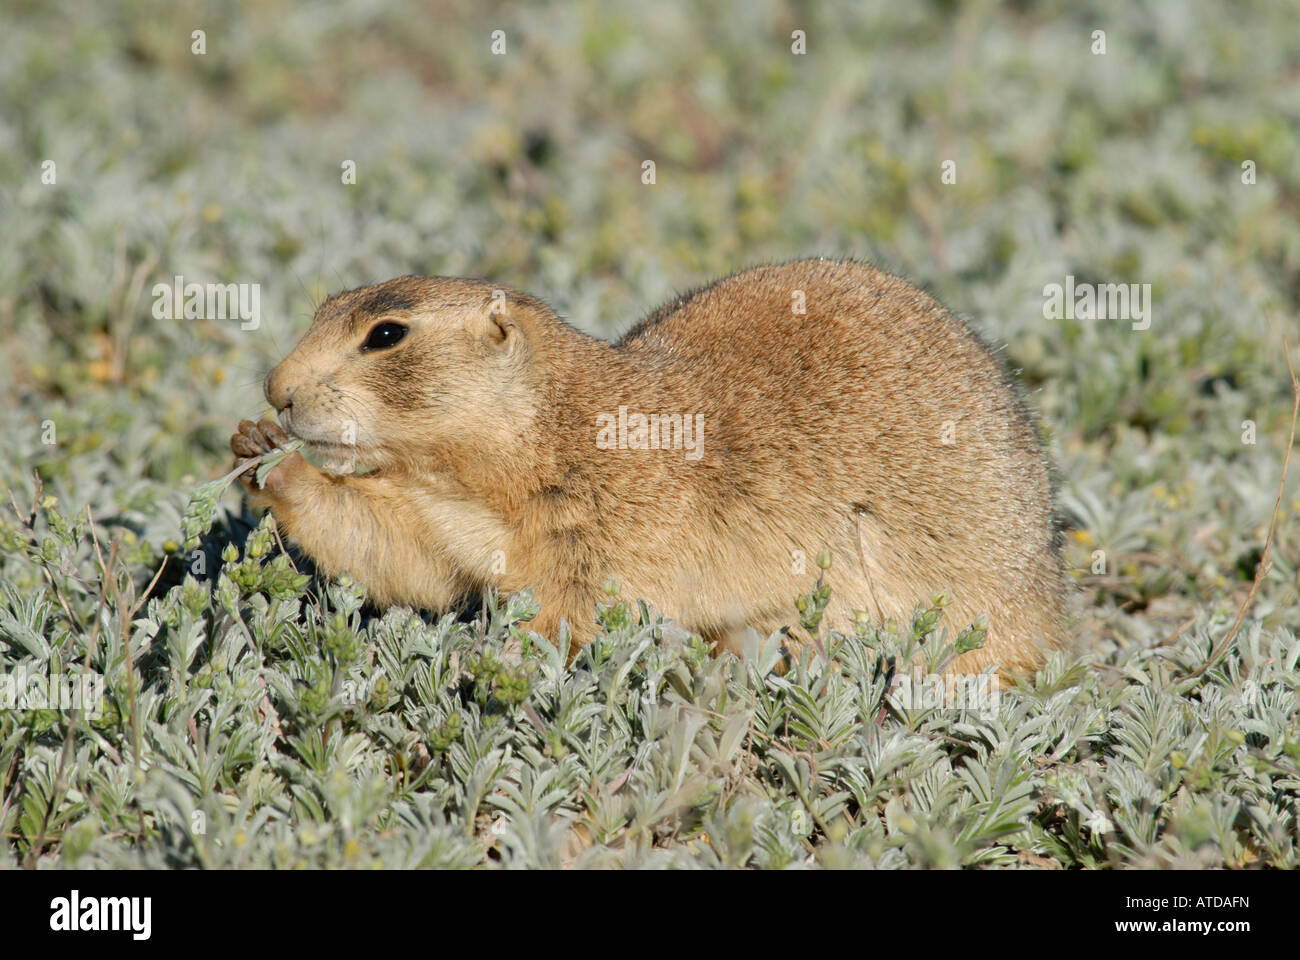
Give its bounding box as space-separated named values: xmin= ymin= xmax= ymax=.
xmin=302 ymin=440 xmax=375 ymax=477
xmin=277 ymin=413 xmax=376 ymax=477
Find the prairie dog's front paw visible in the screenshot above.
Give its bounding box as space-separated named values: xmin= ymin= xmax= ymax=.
xmin=231 ymin=418 xmax=301 ymax=494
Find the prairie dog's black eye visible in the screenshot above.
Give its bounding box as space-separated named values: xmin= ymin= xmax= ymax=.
xmin=361 ymin=322 xmax=408 ymax=352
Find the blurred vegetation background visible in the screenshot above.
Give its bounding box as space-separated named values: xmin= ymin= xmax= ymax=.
xmin=0 ymin=0 xmax=1299 ymax=868
xmin=4 ymin=0 xmax=1297 ymax=644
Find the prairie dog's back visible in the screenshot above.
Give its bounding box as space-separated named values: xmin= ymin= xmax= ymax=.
xmin=615 ymin=260 xmax=1067 ymax=672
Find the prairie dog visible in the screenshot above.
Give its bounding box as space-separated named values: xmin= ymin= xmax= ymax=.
xmin=231 ymin=260 xmax=1068 ymax=675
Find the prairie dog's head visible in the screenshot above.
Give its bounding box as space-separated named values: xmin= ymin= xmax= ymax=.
xmin=264 ymin=276 xmax=549 ymax=473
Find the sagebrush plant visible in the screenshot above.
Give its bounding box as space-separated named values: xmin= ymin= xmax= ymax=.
xmin=1 ymin=490 xmax=1296 ymax=868
xmin=2 ymin=0 xmax=1299 ymax=867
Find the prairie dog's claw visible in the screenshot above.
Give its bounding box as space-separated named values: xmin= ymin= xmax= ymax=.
xmin=260 ymin=419 xmax=290 ymax=448
xmin=232 ymin=418 xmax=288 ymax=456
xmin=230 ymin=418 xmax=296 ymax=491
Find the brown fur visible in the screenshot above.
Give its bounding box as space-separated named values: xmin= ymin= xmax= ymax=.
xmin=231 ymin=260 xmax=1069 ymax=676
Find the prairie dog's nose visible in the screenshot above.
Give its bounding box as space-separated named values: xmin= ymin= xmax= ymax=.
xmin=264 ymin=364 xmax=296 ymax=413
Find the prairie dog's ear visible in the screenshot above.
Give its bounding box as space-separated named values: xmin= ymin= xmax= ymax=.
xmin=483 ymin=289 xmax=523 ymax=354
